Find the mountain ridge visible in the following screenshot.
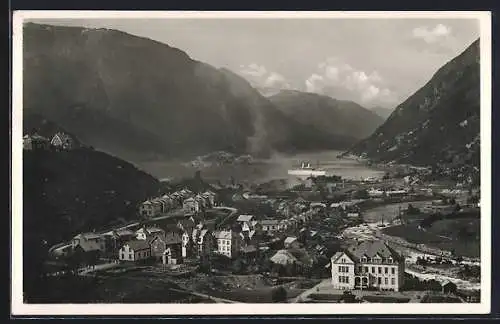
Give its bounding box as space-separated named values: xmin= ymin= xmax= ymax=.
xmin=348 ymin=38 xmax=480 ymax=182
xmin=23 ymin=22 xmax=372 ymax=163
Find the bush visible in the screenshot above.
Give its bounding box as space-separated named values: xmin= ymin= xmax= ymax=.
xmin=271 ymin=286 xmax=288 ymax=302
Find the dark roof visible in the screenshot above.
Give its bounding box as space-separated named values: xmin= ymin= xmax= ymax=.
xmin=124 ymin=240 xmax=150 ymax=251
xmin=164 ymin=232 xmax=182 ymax=245
xmin=346 ymin=240 xmax=403 ymax=262
xmin=177 ymin=218 xmax=196 ymax=230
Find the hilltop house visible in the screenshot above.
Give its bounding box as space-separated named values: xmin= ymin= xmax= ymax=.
xmin=330 ymin=240 xmax=405 ymax=292
xmin=214 ymin=229 xmax=242 ymax=259
xmin=71 ymin=232 xmax=106 ymax=252
xmin=23 ymin=133 xmax=50 ymax=151
xmin=118 ymin=240 xmax=151 ymax=262
xmin=50 ymin=132 xmax=75 ymax=150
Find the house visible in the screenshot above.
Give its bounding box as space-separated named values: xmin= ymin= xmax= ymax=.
xmin=441 ymin=280 xmax=458 ymax=295
xmin=202 ymin=191 xmax=217 ymax=207
xmin=118 ymin=240 xmax=151 ymax=262
xmin=260 ymin=219 xmax=280 ymax=233
xmin=182 ymin=225 xmax=214 ymax=259
xmin=214 ymin=229 xmax=242 ymax=258
xmin=152 ymin=231 xmax=183 ymax=265
xmin=139 ymin=200 xmax=163 ymax=218
xmin=183 ymin=197 xmax=200 ymax=213
xmin=177 ymin=218 xmax=196 ymax=235
xmin=50 ymin=132 xmax=75 ymax=150
xmin=284 ymin=236 xmax=300 ymax=249
xmin=71 ymin=232 xmax=106 ymax=252
xmin=270 ymin=248 xmax=315 ymax=272
xmin=23 ymin=133 xmax=50 ymax=151
xmin=236 ymin=214 xmax=254 ymax=224
xmin=330 ymin=240 xmax=405 ymax=292
xmin=101 ymin=229 xmax=135 ymax=253
xmin=135 ymin=226 xmax=165 ymax=241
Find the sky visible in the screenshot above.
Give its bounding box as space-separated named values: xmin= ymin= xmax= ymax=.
xmin=28 ymin=17 xmax=480 ymax=109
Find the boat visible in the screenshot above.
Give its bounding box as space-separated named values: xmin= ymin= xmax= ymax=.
xmin=287 ymin=161 xmax=326 ymax=178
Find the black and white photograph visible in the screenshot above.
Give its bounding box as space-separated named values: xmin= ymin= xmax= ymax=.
xmin=11 ymin=11 xmax=491 ymax=315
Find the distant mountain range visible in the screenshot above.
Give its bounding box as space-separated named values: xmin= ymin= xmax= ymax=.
xmin=349 ymin=39 xmax=480 ymax=181
xmin=269 ymin=90 xmax=385 ymax=140
xmin=370 ymin=106 xmax=394 ymax=120
xmin=23 ymin=23 xmax=383 ymax=162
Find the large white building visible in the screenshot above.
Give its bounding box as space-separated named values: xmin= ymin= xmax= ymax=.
xmin=214 ymin=229 xmax=241 ymax=258
xmin=331 ymin=240 xmax=405 ymax=292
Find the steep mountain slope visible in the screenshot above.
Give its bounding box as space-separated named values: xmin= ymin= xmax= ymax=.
xmin=23 ymin=23 xmax=355 ymax=162
xmin=23 ymin=117 xmax=161 ymax=301
xmin=268 ymin=90 xmax=385 ymax=140
xmin=23 ymin=144 xmax=161 ymax=246
xmin=349 ymin=39 xmax=480 ymax=179
xmin=371 ymin=106 xmax=394 ymax=120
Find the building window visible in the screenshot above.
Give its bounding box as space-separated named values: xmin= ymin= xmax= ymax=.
xmin=391 ymin=278 xmax=395 ymax=285
xmin=378 ymin=267 xmax=382 ymax=274
xmin=338 ymin=266 xmax=342 ymax=272
xmin=341 ymin=258 xmax=346 ymax=263
xmin=391 ymin=267 xmax=395 ymax=275
xmin=345 ymin=276 xmax=349 ymax=284
xmin=385 ymin=278 xmax=388 ymax=285
xmin=129 ymin=253 xmax=133 ymax=259
xmin=385 ymin=267 xmax=388 ymax=274
xmin=361 ymin=257 xmax=367 ymax=262
xmin=378 ymin=277 xmax=382 ymax=285
xmin=121 ymin=252 xmax=125 ymax=259
xmin=338 ymin=276 xmax=343 ymax=283
xmin=388 ymin=258 xmax=393 ymax=263
xmin=372 ymin=266 xmax=375 ymax=273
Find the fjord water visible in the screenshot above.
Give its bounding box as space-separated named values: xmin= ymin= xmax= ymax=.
xmin=137 ymin=150 xmax=386 ymax=184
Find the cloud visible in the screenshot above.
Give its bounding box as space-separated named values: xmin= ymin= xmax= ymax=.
xmin=239 ymin=63 xmax=291 ymax=94
xmin=412 ymin=24 xmax=452 ymax=44
xmin=305 ymin=57 xmax=398 ymax=107
xmin=239 ymin=63 xmax=267 ymax=77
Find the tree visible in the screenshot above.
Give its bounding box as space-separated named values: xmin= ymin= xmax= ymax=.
xmin=353 ymin=189 xmax=369 ymax=199
xmin=271 ymin=286 xmax=287 ymax=302
xmin=340 ymin=290 xmax=357 ymax=303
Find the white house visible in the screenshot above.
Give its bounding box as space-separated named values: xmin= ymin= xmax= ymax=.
xmin=50 ymin=132 xmax=75 ymax=150
xmin=214 ymin=229 xmax=241 ymax=258
xmin=119 ymin=240 xmax=151 ymax=262
xmin=331 ymin=240 xmax=405 ymax=292
xmin=284 ymin=236 xmax=300 ymax=249
xmin=71 ymin=232 xmax=106 ymax=252
xmin=135 ymin=226 xmax=165 ymax=241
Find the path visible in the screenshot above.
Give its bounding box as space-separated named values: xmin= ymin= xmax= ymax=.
xmin=78 ymin=262 xmax=121 ymax=275
xmin=290 ymin=279 xmax=332 ymax=303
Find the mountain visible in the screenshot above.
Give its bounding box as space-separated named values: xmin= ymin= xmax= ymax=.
xmin=23 ymin=23 xmax=355 ymax=162
xmin=371 ymin=106 xmax=394 ymax=120
xmin=349 ymin=39 xmax=480 ymax=180
xmin=23 ymin=117 xmax=161 ymax=248
xmin=268 ymin=90 xmax=385 ymax=140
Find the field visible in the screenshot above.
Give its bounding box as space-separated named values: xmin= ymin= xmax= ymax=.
xmin=382 ymin=215 xmax=480 ymax=257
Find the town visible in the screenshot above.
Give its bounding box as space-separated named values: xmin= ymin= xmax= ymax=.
xmin=29 ymin=132 xmax=480 ymax=304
